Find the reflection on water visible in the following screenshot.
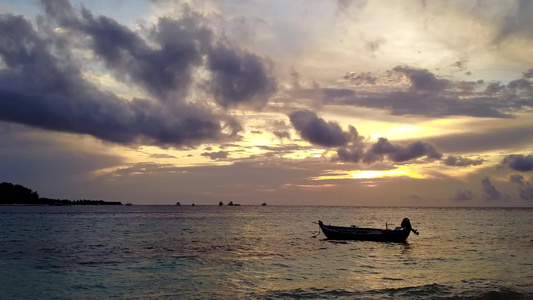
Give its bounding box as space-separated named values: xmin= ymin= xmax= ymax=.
xmin=0 ymin=205 xmax=532 ymax=299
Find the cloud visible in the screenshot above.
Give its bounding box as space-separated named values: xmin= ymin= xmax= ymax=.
xmin=364 ymin=38 xmax=385 ymax=54
xmin=335 ymin=0 xmax=367 ymax=15
xmin=342 ymin=72 xmax=377 ymax=85
xmin=363 ymin=138 xmax=442 ymax=163
xmin=453 ymin=189 xmax=473 ymax=201
xmin=491 ymin=0 xmax=533 ymax=43
xmin=149 ymin=153 xmax=177 ymax=159
xmin=481 ymin=176 xmax=506 ymax=201
xmin=523 ymin=69 xmax=533 ymax=79
xmin=273 ymin=130 xmax=291 ymax=140
xmin=289 ymin=110 xmax=351 ymax=147
xmin=327 ymin=90 xmax=514 ymax=118
xmin=507 ymin=78 xmax=532 ymax=92
xmin=201 ymin=151 xmax=229 ymax=160
xmin=325 ymin=67 xmax=533 ymax=119
xmin=443 ymin=155 xmax=484 ymax=167
xmin=501 ymin=154 xmax=533 ymax=172
xmin=452 ymin=60 xmax=467 ymax=72
xmin=42 ymin=0 xmax=277 ymax=106
xmin=417 ymin=125 xmax=533 ymax=153
xmin=0 ymin=128 xmax=124 ymax=187
xmin=0 ymin=14 xmax=219 ymax=146
xmin=393 ymin=66 xmax=451 ymax=92
xmin=336 ymin=147 xmax=364 ymax=163
xmin=289 ymin=110 xmax=441 ymax=164
xmin=509 ymin=174 xmax=533 ymax=201
xmin=207 ymin=44 xmax=277 ymax=108
xmin=483 ymin=82 xmax=506 ymax=95
xmin=510 ymin=174 xmax=525 ymax=185
xmin=0 ymin=0 xmax=278 ymax=147
xmin=519 ymin=185 xmax=533 ymax=201
xmin=43 ymin=0 xmax=211 ymax=101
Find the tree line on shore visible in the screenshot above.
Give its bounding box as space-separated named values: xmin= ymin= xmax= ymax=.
xmin=0 ymin=182 xmax=122 ymax=205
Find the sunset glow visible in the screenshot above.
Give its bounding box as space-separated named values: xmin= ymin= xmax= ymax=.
xmin=0 ymin=0 xmax=532 ymax=206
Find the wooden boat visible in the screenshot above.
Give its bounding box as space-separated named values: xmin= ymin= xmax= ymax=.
xmin=318 ymin=218 xmax=418 ymax=243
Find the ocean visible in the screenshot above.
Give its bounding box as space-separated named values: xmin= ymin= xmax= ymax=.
xmin=0 ymin=205 xmax=532 ymax=299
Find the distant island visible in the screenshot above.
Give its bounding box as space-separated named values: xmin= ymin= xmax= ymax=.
xmin=0 ymin=182 xmax=122 ymax=206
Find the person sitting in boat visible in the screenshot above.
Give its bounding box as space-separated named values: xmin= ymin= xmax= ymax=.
xmin=401 ymin=218 xmax=419 ymax=235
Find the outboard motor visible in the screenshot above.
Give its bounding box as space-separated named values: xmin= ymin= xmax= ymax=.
xmin=401 ymin=218 xmax=419 ymax=235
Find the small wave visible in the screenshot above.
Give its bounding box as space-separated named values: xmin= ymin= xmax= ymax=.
xmin=78 ymin=260 xmax=121 ymax=266
xmin=382 ymin=277 xmax=404 ymax=281
xmin=261 ymin=285 xmax=533 ymax=300
xmin=371 ymin=283 xmax=451 ymax=298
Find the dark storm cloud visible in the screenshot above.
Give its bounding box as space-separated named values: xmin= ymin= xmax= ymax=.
xmin=481 ymin=176 xmax=504 ymax=201
xmin=82 ymin=13 xmax=210 ymax=101
xmin=443 ymin=155 xmax=484 ymax=167
xmin=289 ymin=110 xmax=351 ymax=147
xmin=41 ymin=0 xmax=206 ymax=100
xmin=501 ymin=154 xmax=533 ymax=172
xmin=453 ymin=189 xmax=473 ymax=201
xmin=39 ymin=0 xmax=276 ymax=107
xmin=207 ymin=44 xmax=277 ymax=108
xmin=0 ymin=13 xmax=221 ymax=146
xmin=289 ymin=110 xmax=441 ymax=164
xmin=336 ymin=147 xmax=364 ymax=163
xmin=0 ymin=0 xmax=278 ymax=147
xmin=0 ymin=89 xmax=221 ymax=146
xmin=363 ymin=138 xmax=442 ymax=163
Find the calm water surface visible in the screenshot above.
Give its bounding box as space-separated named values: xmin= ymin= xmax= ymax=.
xmin=0 ymin=206 xmax=532 ymax=299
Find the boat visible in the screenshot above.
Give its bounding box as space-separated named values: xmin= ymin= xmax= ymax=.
xmin=125 ymin=203 xmax=133 ymax=206
xmin=317 ymin=218 xmax=419 ymax=243
xmin=261 ymin=202 xmax=267 ymax=206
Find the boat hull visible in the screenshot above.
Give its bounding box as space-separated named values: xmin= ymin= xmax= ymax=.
xmin=318 ymin=220 xmax=410 ymax=242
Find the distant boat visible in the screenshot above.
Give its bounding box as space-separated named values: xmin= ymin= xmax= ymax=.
xmin=219 ymin=201 xmax=224 ymax=206
xmin=261 ymin=202 xmax=267 ymax=206
xmin=125 ymin=203 xmax=133 ymax=206
xmin=228 ymin=201 xmax=240 ymax=206
xmin=175 ymin=202 xmax=181 ymax=206
xmin=317 ymin=218 xmax=419 ymax=243
xmin=192 ymin=203 xmax=195 ymax=206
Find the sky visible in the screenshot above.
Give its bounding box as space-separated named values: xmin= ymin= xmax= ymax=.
xmin=0 ymin=0 xmax=532 ymax=206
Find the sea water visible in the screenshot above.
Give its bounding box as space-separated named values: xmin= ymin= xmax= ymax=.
xmin=0 ymin=205 xmax=532 ymax=299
